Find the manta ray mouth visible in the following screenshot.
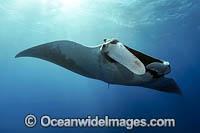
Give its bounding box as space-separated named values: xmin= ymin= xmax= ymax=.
xmin=124 ymin=47 xmax=171 ymax=77
xmin=102 ymin=43 xmax=169 ymax=77
xmin=124 ymin=45 xmax=163 ymax=66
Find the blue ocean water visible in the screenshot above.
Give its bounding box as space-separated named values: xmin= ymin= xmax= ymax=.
xmin=0 ymin=0 xmax=200 ymax=132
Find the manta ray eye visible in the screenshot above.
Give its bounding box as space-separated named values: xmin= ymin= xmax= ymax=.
xmin=110 ymin=39 xmax=119 ymax=44
xmin=102 ymin=45 xmax=106 ymax=48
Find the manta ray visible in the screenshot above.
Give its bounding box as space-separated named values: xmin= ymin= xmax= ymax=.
xmin=16 ymin=38 xmax=181 ymax=94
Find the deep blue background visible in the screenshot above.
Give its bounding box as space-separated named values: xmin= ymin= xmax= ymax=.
xmin=0 ymin=0 xmax=200 ymax=132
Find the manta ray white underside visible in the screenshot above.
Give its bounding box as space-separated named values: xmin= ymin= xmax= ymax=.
xmin=16 ymin=38 xmax=181 ymax=94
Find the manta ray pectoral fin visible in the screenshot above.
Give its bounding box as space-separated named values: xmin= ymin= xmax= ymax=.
xmin=15 ymin=40 xmax=73 ymax=59
xmin=15 ymin=40 xmax=93 ymax=78
xmin=15 ymin=41 xmax=76 ymax=67
xmin=139 ymin=77 xmax=182 ymax=95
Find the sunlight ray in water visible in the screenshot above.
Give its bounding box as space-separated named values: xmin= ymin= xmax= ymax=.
xmin=41 ymin=0 xmax=82 ymax=12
